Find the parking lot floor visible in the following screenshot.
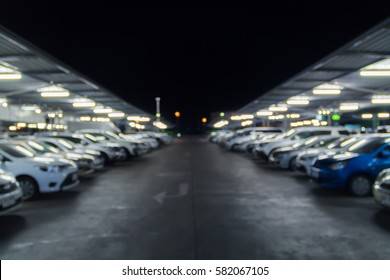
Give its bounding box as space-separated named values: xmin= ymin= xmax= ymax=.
xmin=1 ymin=136 xmax=390 ymax=259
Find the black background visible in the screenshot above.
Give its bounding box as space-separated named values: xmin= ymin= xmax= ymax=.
xmin=1 ymin=1 xmax=390 ymax=132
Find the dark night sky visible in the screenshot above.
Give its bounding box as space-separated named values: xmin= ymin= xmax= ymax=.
xmin=1 ymin=1 xmax=390 ymax=132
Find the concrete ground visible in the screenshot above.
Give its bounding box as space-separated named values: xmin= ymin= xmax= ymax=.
xmin=1 ymin=136 xmax=390 ymax=259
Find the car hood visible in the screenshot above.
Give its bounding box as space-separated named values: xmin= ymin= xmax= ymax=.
xmin=318 ymin=152 xmax=359 ymax=162
xmin=25 ymin=157 xmax=72 ymax=166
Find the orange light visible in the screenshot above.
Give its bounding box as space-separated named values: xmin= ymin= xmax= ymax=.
xmin=202 ymin=118 xmax=207 ymax=123
xmin=175 ymin=111 xmax=181 ymax=118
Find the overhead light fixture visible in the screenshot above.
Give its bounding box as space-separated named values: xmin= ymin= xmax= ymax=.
xmin=213 ymin=120 xmax=229 ymax=128
xmin=21 ymin=104 xmax=40 ymax=111
xmin=230 ymin=114 xmax=254 ymax=120
xmin=361 ymin=113 xmax=373 ymax=119
xmin=80 ymin=116 xmax=91 ymax=121
xmin=360 ymin=58 xmax=390 ymax=76
xmin=72 ymin=98 xmax=96 ymax=108
xmin=108 ymin=112 xmax=125 ymax=118
xmin=286 ymin=97 xmax=310 ymax=105
xmin=127 ymin=116 xmax=151 ymax=122
xmin=339 ymin=103 xmax=359 ymax=111
xmin=241 ymin=120 xmax=253 ymax=126
xmin=0 ymin=64 xmax=22 ymax=80
xmin=93 ymin=108 xmax=113 ymax=114
xmin=268 ymin=115 xmax=284 ymax=120
xmin=268 ymin=105 xmax=288 ymax=112
xmin=38 ymin=85 xmax=70 ymax=97
xmin=371 ymin=95 xmax=390 ymax=104
xmin=286 ymin=114 xmax=300 ymax=119
xmin=378 ymin=113 xmax=390 ymax=118
xmin=312 ymin=83 xmax=343 ymax=95
xmin=256 ymin=111 xmax=273 ymax=116
xmin=153 ymin=121 xmax=168 ymax=129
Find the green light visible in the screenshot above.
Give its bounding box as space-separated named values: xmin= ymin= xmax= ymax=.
xmin=331 ymin=114 xmax=341 ymax=121
xmin=220 ymin=112 xmax=225 ymax=117
xmin=156 ymin=113 xmax=161 ymax=118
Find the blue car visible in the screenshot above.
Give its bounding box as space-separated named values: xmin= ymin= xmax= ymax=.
xmin=311 ymin=136 xmax=390 ymax=196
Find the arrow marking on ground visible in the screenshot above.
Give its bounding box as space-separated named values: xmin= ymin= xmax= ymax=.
xmin=154 ymin=183 xmax=189 ymax=204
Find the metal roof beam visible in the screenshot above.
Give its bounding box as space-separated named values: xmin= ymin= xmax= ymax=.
xmin=342 ymin=50 xmax=390 ymax=58
xmin=0 ymin=53 xmax=34 ymax=60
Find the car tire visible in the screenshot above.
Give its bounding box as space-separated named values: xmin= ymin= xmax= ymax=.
xmin=289 ymin=156 xmax=297 ymax=171
xmin=348 ymin=175 xmax=372 ymax=197
xmin=101 ymin=152 xmax=109 ymax=166
xmin=231 ymin=144 xmax=238 ymax=151
xmin=17 ymin=176 xmax=39 ymax=200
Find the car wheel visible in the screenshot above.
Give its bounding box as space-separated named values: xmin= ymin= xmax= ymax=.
xmin=289 ymin=157 xmax=297 ymax=171
xmin=231 ymin=144 xmax=238 ymax=151
xmin=17 ymin=176 xmax=39 ymax=200
xmin=101 ymin=152 xmax=109 ymax=166
xmin=348 ymin=175 xmax=372 ymax=197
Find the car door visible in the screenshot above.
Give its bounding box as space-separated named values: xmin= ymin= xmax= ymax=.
xmin=370 ymin=145 xmax=390 ymax=176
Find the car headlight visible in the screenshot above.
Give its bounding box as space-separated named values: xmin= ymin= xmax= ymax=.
xmin=329 ymin=161 xmax=347 ymax=170
xmin=37 ymin=165 xmax=60 ymax=173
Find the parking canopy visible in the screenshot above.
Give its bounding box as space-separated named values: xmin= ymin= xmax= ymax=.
xmin=234 ymin=17 xmax=390 ymax=124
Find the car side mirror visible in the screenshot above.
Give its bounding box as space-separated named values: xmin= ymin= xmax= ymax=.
xmin=378 ymin=150 xmax=390 ymax=158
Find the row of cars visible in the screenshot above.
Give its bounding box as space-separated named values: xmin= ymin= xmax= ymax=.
xmin=209 ymin=126 xmax=390 ymax=208
xmin=0 ymin=129 xmax=172 ymax=215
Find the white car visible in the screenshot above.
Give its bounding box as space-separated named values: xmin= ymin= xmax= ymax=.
xmin=0 ymin=142 xmax=79 ymax=200
xmin=76 ymin=129 xmax=139 ymax=158
xmin=36 ymin=132 xmax=123 ymax=164
xmin=224 ymin=128 xmax=283 ymax=151
xmin=261 ymin=127 xmax=350 ymax=160
xmin=30 ymin=137 xmax=103 ymax=171
xmin=0 ymin=169 xmax=23 ymax=216
xmin=120 ymin=133 xmax=159 ymax=149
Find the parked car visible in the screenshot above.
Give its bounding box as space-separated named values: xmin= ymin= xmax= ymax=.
xmin=13 ymin=139 xmax=96 ymax=176
xmin=269 ymin=136 xmax=339 ymax=169
xmin=0 ymin=169 xmax=23 ymax=216
xmin=76 ymin=129 xmax=140 ymax=158
xmin=223 ymin=127 xmax=283 ymax=151
xmin=35 ymin=132 xmax=124 ymax=164
xmin=311 ymin=136 xmax=390 ymax=196
xmin=295 ymin=136 xmax=361 ymax=175
xmin=0 ymin=142 xmax=79 ymax=200
xmin=259 ymin=126 xmax=350 ymax=161
xmin=373 ymin=169 xmax=390 ymax=209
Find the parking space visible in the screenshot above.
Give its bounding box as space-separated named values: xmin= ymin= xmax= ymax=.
xmin=1 ymin=136 xmax=389 ymax=260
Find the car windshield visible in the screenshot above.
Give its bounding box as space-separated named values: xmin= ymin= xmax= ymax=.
xmin=83 ymin=134 xmax=99 ymax=143
xmin=58 ymin=139 xmax=75 ymax=150
xmin=327 ymin=137 xmax=357 ymax=149
xmin=26 ymin=140 xmax=59 ymax=154
xmin=348 ymin=138 xmax=386 ymax=154
xmin=105 ymin=131 xmax=121 ymax=140
xmin=0 ymin=143 xmax=34 ymax=158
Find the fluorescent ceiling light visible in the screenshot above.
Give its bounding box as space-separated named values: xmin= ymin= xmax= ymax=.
xmin=339 ymin=103 xmax=359 ymax=111
xmin=378 ymin=113 xmax=390 ymax=118
xmin=153 ymin=121 xmax=168 ymax=129
xmin=371 ymin=95 xmax=390 ymax=104
xmin=360 ymin=70 xmax=390 ymax=76
xmin=38 ymin=85 xmax=70 ymax=97
xmin=241 ymin=120 xmax=253 ymax=126
xmin=127 ymin=116 xmax=151 ymax=122
xmin=21 ymin=104 xmax=40 ymax=111
xmin=313 ymin=83 xmax=343 ymax=95
xmin=213 ymin=120 xmax=229 ymax=128
xmin=256 ymin=111 xmax=273 ymax=116
xmin=286 ymin=114 xmax=300 ymax=119
xmin=93 ymin=108 xmax=113 ymax=114
xmin=80 ymin=116 xmax=91 ymax=121
xmin=108 ymin=112 xmax=125 ymax=118
xmin=360 ymin=59 xmax=390 ymax=76
xmin=0 ymin=64 xmax=22 ymax=80
xmin=230 ymin=114 xmax=254 ymax=120
xmin=287 ymin=96 xmax=310 ymax=105
xmin=268 ymin=105 xmax=288 ymax=112
xmin=73 ymin=102 xmax=96 ymax=108
xmin=361 ymin=114 xmax=373 ymax=119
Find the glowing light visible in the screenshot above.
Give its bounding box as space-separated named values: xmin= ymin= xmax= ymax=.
xmin=241 ymin=120 xmax=253 ymax=126
xmin=256 ymin=111 xmax=273 ymax=116
xmin=0 ymin=64 xmax=22 ymax=80
xmin=213 ymin=120 xmax=229 ymax=128
xmin=361 ymin=114 xmax=373 ymax=119
xmin=108 ymin=112 xmax=125 ymax=118
xmin=360 ymin=59 xmax=390 ymax=76
xmin=371 ymin=95 xmax=390 ymax=104
xmin=175 ymin=111 xmax=181 ymax=118
xmin=153 ymin=121 xmax=168 ymax=129
xmin=268 ymin=105 xmax=288 ymax=112
xmin=230 ymin=114 xmax=254 ymax=120
xmin=80 ymin=116 xmax=91 ymax=121
xmin=287 ymin=97 xmax=310 ymax=105
xmin=378 ymin=113 xmax=390 ymax=118
xmin=9 ymin=126 xmax=17 ymax=131
xmin=339 ymin=103 xmax=359 ymax=111
xmin=38 ymin=85 xmax=69 ymax=97
xmin=93 ymin=108 xmax=113 ymax=114
xmin=313 ymin=83 xmax=343 ymax=95
xmin=202 ymin=117 xmax=207 ymax=123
